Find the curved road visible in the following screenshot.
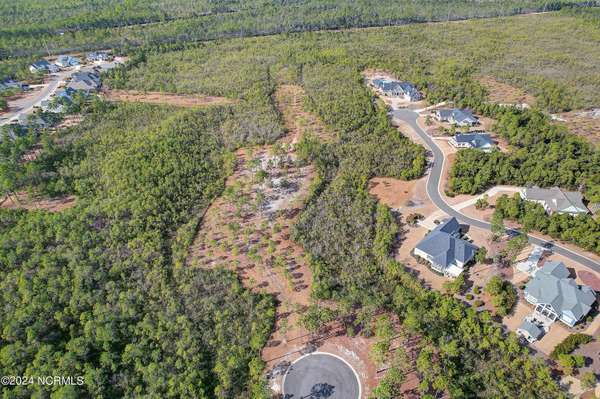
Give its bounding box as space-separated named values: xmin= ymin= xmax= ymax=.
xmin=391 ymin=108 xmax=600 ymax=273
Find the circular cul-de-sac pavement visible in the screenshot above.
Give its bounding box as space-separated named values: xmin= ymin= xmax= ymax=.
xmin=282 ymin=352 xmax=360 ymax=399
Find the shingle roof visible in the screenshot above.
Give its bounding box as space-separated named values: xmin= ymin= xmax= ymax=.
xmin=525 ymin=261 xmax=596 ymax=323
xmin=453 ymin=133 xmax=494 ymax=149
xmin=522 ymin=186 xmax=588 ymax=214
xmin=518 ymin=320 xmax=543 ymax=340
xmin=415 ymin=217 xmax=478 ymax=268
xmin=31 ymin=60 xmax=51 ymax=69
xmin=437 ymin=108 xmax=478 ymax=124
xmin=373 ymin=79 xmax=421 ymax=99
xmin=67 ymin=71 xmax=101 ymax=92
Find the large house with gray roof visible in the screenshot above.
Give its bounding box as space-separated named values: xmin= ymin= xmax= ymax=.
xmin=55 ymin=55 xmax=81 ymax=68
xmin=371 ymin=78 xmax=422 ymax=102
xmin=67 ymin=70 xmax=101 ymax=93
xmin=434 ymin=108 xmax=479 ymax=126
xmin=413 ymin=217 xmax=478 ymax=278
xmin=29 ymin=59 xmax=59 ymax=74
xmin=519 ymin=186 xmax=589 ymax=215
xmin=449 ymin=132 xmax=495 ymax=152
xmin=524 ymin=261 xmax=596 ymax=327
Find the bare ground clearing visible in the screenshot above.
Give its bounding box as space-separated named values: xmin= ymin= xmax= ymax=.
xmin=0 ymin=192 xmax=76 ymax=212
xmin=477 ymin=75 xmax=535 ymax=107
xmin=186 ymin=85 xmax=403 ymax=397
xmin=102 ymin=89 xmax=236 ymax=107
xmin=555 ymin=109 xmax=600 ymax=146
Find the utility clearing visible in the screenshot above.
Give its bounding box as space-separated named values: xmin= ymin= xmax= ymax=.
xmin=1 ymin=193 xmax=76 ymax=212
xmin=185 ymin=85 xmax=383 ymax=397
xmin=102 ymin=89 xmax=236 ymax=107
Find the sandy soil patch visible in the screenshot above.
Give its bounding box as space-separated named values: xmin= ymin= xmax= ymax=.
xmin=55 ymin=114 xmax=84 ymax=129
xmin=102 ymin=89 xmax=236 ymax=107
xmin=554 ymin=109 xmax=600 ymax=146
xmin=477 ymin=75 xmax=535 ymax=107
xmin=187 ymin=85 xmax=385 ymax=397
xmin=369 ymin=177 xmax=419 ymax=211
xmin=0 ymin=192 xmax=76 ymax=212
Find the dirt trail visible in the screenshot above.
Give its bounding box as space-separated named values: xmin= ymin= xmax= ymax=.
xmin=102 ymin=89 xmax=236 ymax=107
xmin=1 ymin=193 xmax=76 ymax=212
xmin=186 ymin=85 xmax=383 ymax=397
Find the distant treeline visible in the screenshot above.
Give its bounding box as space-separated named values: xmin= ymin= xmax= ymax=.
xmin=0 ymin=0 xmax=597 ymax=60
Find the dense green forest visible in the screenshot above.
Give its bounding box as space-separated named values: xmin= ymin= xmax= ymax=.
xmin=0 ymin=0 xmax=592 ymax=59
xmin=0 ymin=103 xmax=276 ymax=398
xmin=4 ymin=7 xmax=600 ymax=398
xmin=448 ymin=106 xmax=600 ymax=201
xmin=69 ymin=13 xmax=600 ymax=394
xmin=494 ymin=193 xmax=600 ymax=254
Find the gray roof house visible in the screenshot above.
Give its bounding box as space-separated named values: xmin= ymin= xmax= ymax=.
xmin=435 ymin=108 xmax=479 ymax=126
xmin=524 ymin=261 xmax=596 ymax=327
xmin=519 ymin=186 xmax=589 ymax=215
xmin=372 ymin=78 xmax=423 ymax=101
xmin=29 ymin=60 xmax=52 ymax=73
xmin=67 ymin=70 xmax=101 ymax=93
xmin=517 ymin=320 xmax=544 ymax=343
xmin=449 ymin=132 xmax=495 ymax=151
xmin=414 ymin=217 xmax=478 ymax=277
xmin=55 ymin=55 xmax=81 ymax=68
xmin=0 ymin=79 xmax=28 ymax=93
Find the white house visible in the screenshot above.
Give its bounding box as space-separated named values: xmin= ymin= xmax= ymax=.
xmin=519 ymin=186 xmax=589 ymax=215
xmin=435 ymin=108 xmax=479 ymax=126
xmin=524 ymin=261 xmax=596 ymax=327
xmin=414 ymin=217 xmax=478 ymax=278
xmin=449 ymin=132 xmax=495 ymax=152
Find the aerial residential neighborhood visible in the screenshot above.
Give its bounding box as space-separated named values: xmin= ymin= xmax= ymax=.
xmin=2 ymin=2 xmax=600 ymax=399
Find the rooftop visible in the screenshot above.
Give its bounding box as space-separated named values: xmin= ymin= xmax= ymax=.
xmin=525 ymin=261 xmax=596 ymax=323
xmin=453 ymin=132 xmax=494 ymax=149
xmin=415 ymin=217 xmax=478 ymax=269
xmin=518 ymin=320 xmax=544 ymax=340
xmin=521 ymin=186 xmax=588 ymax=214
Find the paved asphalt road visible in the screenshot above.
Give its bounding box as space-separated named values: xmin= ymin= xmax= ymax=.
xmin=283 ymin=353 xmax=360 ymax=399
xmin=391 ymin=108 xmax=600 ymax=273
xmin=0 ymin=70 xmax=72 ymax=126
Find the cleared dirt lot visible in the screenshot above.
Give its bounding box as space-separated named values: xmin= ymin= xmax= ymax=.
xmin=102 ymin=89 xmax=236 ymax=107
xmin=555 ymin=109 xmax=600 ymax=146
xmin=187 ymin=85 xmax=390 ymax=398
xmin=0 ymin=193 xmax=76 ymax=212
xmin=477 ymin=75 xmax=535 ymax=107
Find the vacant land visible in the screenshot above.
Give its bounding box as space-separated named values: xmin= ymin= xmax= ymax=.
xmin=186 ymin=85 xmax=392 ymax=397
xmin=0 ymin=1 xmax=588 ymax=63
xmin=0 ymin=193 xmax=76 ymax=212
xmin=555 ymin=109 xmax=600 ymax=146
xmin=103 ymin=89 xmax=236 ymax=107
xmin=477 ymin=75 xmax=536 ymax=106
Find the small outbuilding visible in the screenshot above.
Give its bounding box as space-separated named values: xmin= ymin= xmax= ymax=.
xmin=517 ymin=320 xmax=544 ymax=343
